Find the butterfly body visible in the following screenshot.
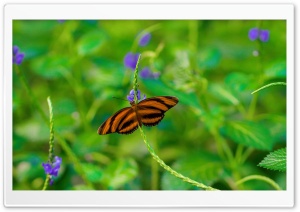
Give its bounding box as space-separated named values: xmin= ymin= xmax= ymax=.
xmin=98 ymin=96 xmax=179 ymax=135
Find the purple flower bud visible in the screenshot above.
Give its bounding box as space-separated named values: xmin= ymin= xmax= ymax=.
xmin=138 ymin=32 xmax=151 ymax=46
xmin=127 ymin=94 xmax=134 ymax=102
xmin=15 ymin=53 xmax=25 ymax=65
xmin=12 ymin=45 xmax=25 ymax=65
xmin=140 ymin=67 xmax=160 ymax=79
xmin=52 ymin=156 xmax=62 ymax=167
xmin=140 ymin=67 xmax=151 ymax=78
xmin=124 ymin=52 xmax=140 ymax=70
xmin=259 ymin=30 xmax=270 ymax=42
xmin=136 ymin=90 xmax=141 ymax=100
xmin=42 ymin=163 xmax=52 ymax=175
xmin=129 ymin=89 xmax=135 ymax=96
xmin=13 ymin=46 xmax=19 ymax=55
xmin=42 ymin=156 xmax=62 ymax=185
xmin=248 ymin=28 xmax=259 ymax=41
xmin=127 ymin=89 xmax=142 ymax=102
xmin=49 ymin=178 xmax=54 ymax=186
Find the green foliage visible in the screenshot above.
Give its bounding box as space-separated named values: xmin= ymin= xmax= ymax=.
xmin=221 ymin=121 xmax=273 ymax=151
xmin=101 ymin=158 xmax=138 ymax=189
xmin=161 ymin=151 xmax=224 ymax=190
xmin=12 ymin=20 xmax=287 ymax=190
xmin=77 ymin=30 xmax=107 ymax=55
xmin=258 ymin=148 xmax=286 ymax=172
xmin=31 ymin=55 xmax=71 ymax=79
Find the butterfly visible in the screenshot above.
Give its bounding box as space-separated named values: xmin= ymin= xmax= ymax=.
xmin=98 ymin=96 xmax=179 ymax=135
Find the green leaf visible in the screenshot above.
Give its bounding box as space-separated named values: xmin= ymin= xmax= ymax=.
xmin=225 ymin=72 xmax=257 ymax=93
xmin=86 ymin=57 xmax=125 ymax=95
xmin=101 ymin=158 xmax=138 ymax=189
xmin=14 ymin=118 xmax=49 ymax=142
xmin=161 ymin=151 xmax=224 ymax=190
xmin=81 ymin=163 xmax=103 ymax=183
xmin=208 ymin=83 xmax=240 ymax=105
xmin=77 ymin=30 xmax=106 ymax=55
xmin=264 ymin=61 xmax=286 ymax=79
xmin=221 ymin=121 xmax=273 ymax=150
xmin=31 ymin=55 xmax=71 ymax=79
xmin=197 ymin=47 xmax=221 ymax=70
xmin=257 ymin=114 xmax=286 ymax=145
xmin=258 ymin=148 xmax=286 ymax=172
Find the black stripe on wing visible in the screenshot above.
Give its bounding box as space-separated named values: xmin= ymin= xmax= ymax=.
xmin=98 ymin=107 xmax=132 ymax=135
xmin=141 ymin=113 xmax=165 ymax=127
xmin=118 ymin=119 xmax=139 ymax=134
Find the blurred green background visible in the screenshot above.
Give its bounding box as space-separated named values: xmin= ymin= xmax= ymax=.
xmin=13 ymin=20 xmax=286 ymax=190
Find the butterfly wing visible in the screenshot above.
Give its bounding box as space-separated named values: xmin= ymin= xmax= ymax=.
xmin=98 ymin=106 xmax=139 ymax=135
xmin=137 ymin=96 xmax=179 ymax=127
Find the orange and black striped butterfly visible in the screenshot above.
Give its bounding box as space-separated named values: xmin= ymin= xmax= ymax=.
xmin=98 ymin=96 xmax=179 ymax=135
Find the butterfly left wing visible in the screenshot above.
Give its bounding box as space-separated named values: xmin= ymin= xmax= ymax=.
xmin=98 ymin=107 xmax=138 ymax=135
xmin=137 ymin=96 xmax=179 ymax=127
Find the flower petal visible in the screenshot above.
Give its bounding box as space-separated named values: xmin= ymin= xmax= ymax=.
xmin=13 ymin=46 xmax=19 ymax=55
xmin=248 ymin=28 xmax=259 ymax=41
xmin=124 ymin=52 xmax=139 ymax=70
xmin=259 ymin=30 xmax=270 ymax=42
xmin=42 ymin=163 xmax=52 ymax=174
xmin=139 ymin=32 xmax=151 ymax=46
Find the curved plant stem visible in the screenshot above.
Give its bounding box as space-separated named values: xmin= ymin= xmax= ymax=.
xmin=138 ymin=127 xmax=218 ymax=191
xmin=236 ymin=175 xmax=282 ymax=190
xmin=251 ymin=82 xmax=287 ymax=95
xmin=133 ymin=55 xmax=218 ymax=191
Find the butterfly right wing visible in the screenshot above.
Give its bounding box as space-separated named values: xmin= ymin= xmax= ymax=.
xmin=137 ymin=96 xmax=179 ymax=127
xmin=98 ymin=106 xmax=138 ymax=135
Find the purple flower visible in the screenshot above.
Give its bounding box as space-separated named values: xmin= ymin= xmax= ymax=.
xmin=248 ymin=28 xmax=270 ymax=42
xmin=57 ymin=20 xmax=66 ymax=23
xmin=248 ymin=28 xmax=259 ymax=41
xmin=42 ymin=156 xmax=62 ymax=185
xmin=138 ymin=32 xmax=151 ymax=46
xmin=13 ymin=46 xmax=19 ymax=55
xmin=259 ymin=30 xmax=270 ymax=42
xmin=140 ymin=67 xmax=160 ymax=79
xmin=13 ymin=45 xmax=25 ymax=65
xmin=124 ymin=52 xmax=140 ymax=70
xmin=127 ymin=89 xmax=146 ymax=102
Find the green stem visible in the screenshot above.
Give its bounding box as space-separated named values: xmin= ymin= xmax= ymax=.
xmin=189 ymin=20 xmax=200 ymax=73
xmin=151 ymin=137 xmax=159 ymax=190
xmin=55 ymin=133 xmax=95 ymax=189
xmin=236 ymin=175 xmax=282 ymax=190
xmin=47 ymin=97 xmax=55 ymax=164
xmin=61 ymin=70 xmax=89 ymax=131
xmin=14 ymin=65 xmax=94 ymax=189
xmin=42 ymin=97 xmax=55 ymax=191
xmin=240 ymin=148 xmax=254 ymax=164
xmin=133 ymin=55 xmax=217 ymax=191
xmin=14 ymin=65 xmax=48 ymax=123
xmin=247 ymin=94 xmax=258 ymax=119
xmin=42 ymin=175 xmax=51 ymax=191
xmin=139 ymin=126 xmax=218 ymax=190
xmin=235 ymin=144 xmax=244 ymax=164
xmin=133 ymin=54 xmax=141 ymax=104
xmin=251 ymin=82 xmax=287 ymax=95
